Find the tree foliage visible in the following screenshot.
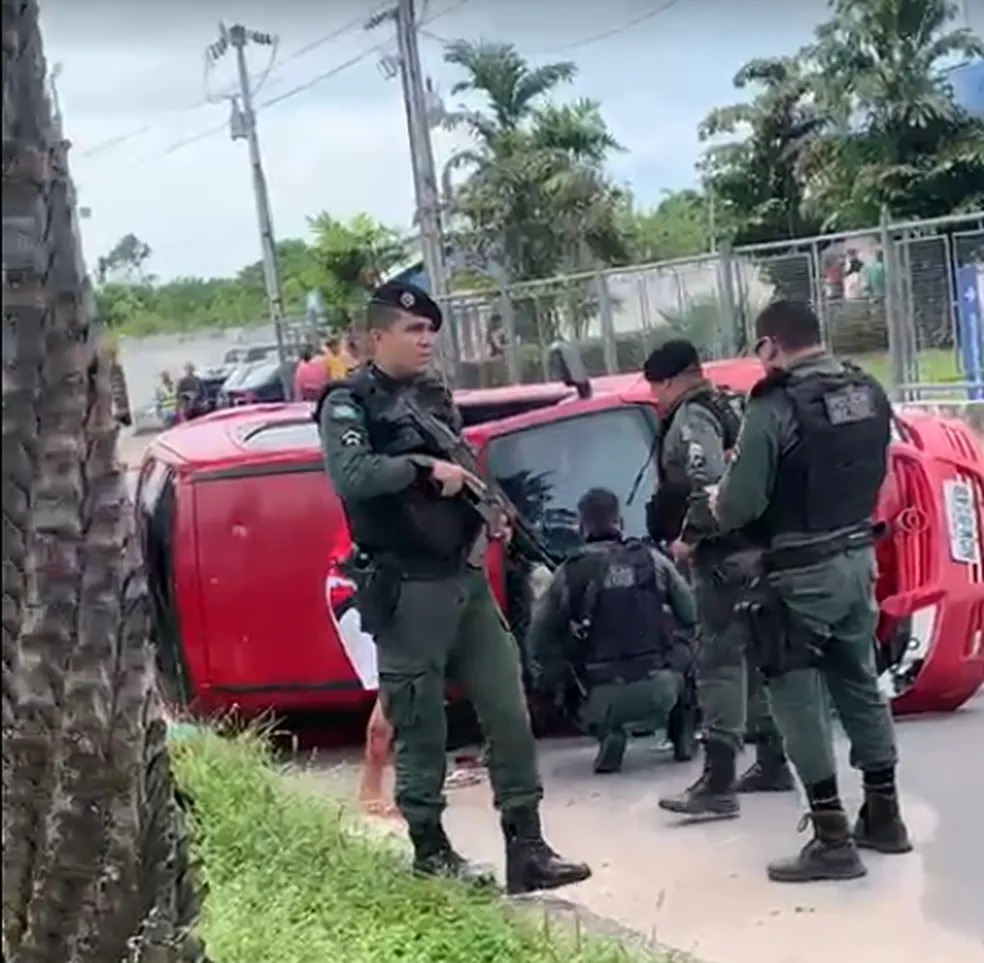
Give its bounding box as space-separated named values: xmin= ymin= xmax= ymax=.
xmin=702 ymin=0 xmax=984 ymax=238
xmin=95 ymin=215 xmax=408 ymax=337
xmin=440 ymin=39 xmax=629 ymax=284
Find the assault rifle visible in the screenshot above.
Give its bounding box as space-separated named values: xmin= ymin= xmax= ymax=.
xmin=399 ymin=393 xmax=559 ymax=572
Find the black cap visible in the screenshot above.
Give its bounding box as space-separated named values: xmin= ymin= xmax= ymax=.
xmin=643 ymin=338 xmax=701 ymax=382
xmin=369 ymin=280 xmax=443 ymax=332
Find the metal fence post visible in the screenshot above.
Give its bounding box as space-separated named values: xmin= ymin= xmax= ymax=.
xmin=498 ymin=287 xmax=520 ymax=385
xmin=595 ymin=271 xmax=618 ymax=374
xmin=881 ymin=211 xmax=908 ymax=401
xmin=716 ymin=242 xmax=741 ymax=355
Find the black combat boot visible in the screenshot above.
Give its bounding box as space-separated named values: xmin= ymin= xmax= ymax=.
xmin=409 ymin=823 xmax=497 ymax=887
xmin=734 ymin=741 xmax=797 ymax=794
xmin=852 ymin=768 xmax=913 ymax=854
xmin=593 ymin=729 xmax=628 ymax=774
xmin=767 ymin=780 xmax=867 ymax=883
xmin=502 ymin=806 xmax=592 ymax=895
xmin=658 ymin=739 xmax=740 ymax=819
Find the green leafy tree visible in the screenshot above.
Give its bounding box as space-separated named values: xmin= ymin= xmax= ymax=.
xmin=699 ymin=57 xmax=825 ymax=247
xmin=93 ymin=215 xmax=405 ymax=337
xmin=802 ymin=0 xmax=984 ymax=225
xmin=442 ymin=40 xmax=628 ymax=284
xmin=307 ymin=212 xmax=408 ymax=318
xmin=620 ymin=189 xmax=715 ymax=262
xmin=96 ymin=231 xmax=153 ymax=284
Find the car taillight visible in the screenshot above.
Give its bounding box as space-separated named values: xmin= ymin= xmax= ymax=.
xmin=877 ymin=604 xmax=938 ymax=700
xmin=326 ymin=573 xmax=356 ymax=611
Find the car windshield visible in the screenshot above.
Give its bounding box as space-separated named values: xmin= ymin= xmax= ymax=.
xmin=487 ymin=406 xmax=658 ymax=558
xmin=236 ymin=360 xmax=282 ymax=389
xmin=245 ymin=345 xmax=277 ymax=362
xmin=223 ymin=349 xmax=245 ymax=364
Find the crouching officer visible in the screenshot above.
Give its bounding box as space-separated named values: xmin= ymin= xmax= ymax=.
xmin=645 ymin=339 xmax=795 ymax=822
xmin=527 ymin=488 xmax=699 ymax=774
xmin=315 ymin=280 xmax=591 ymax=895
xmin=710 ymin=300 xmax=911 ymax=882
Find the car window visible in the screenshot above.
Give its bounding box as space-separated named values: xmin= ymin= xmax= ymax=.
xmin=487 ymin=407 xmax=658 ymax=557
xmin=245 ymin=346 xmax=276 ymax=362
xmin=243 ymin=421 xmax=319 ymax=451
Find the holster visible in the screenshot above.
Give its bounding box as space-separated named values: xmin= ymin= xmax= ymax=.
xmin=342 ymin=553 xmax=402 ymax=636
xmin=736 ymin=577 xmax=822 ymax=678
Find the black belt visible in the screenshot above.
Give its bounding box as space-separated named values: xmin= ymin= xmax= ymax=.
xmin=584 ymin=655 xmax=664 ymax=687
xmin=762 ymin=523 xmax=886 ymax=573
xmin=348 ymin=548 xmax=463 ymax=580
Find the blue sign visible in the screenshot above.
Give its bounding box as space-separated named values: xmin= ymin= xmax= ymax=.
xmin=948 ymin=59 xmax=984 ymax=120
xmin=955 ymin=264 xmax=983 ymax=401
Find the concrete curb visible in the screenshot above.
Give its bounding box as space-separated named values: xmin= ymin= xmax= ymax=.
xmin=506 ymin=893 xmax=694 ymax=961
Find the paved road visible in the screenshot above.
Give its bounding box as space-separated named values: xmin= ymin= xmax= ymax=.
xmin=305 ymin=693 xmax=984 ymax=963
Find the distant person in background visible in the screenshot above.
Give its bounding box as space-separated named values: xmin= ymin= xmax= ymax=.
xmin=863 ymin=250 xmax=885 ymax=299
xmin=176 ymin=362 xmax=205 ymax=421
xmin=293 ymin=344 xmax=330 ymax=401
xmin=155 ymin=370 xmax=177 ymax=428
xmin=323 ymin=334 xmax=355 ymax=381
xmin=843 ymin=249 xmax=865 ymax=300
xmin=823 ymin=249 xmax=844 ymax=300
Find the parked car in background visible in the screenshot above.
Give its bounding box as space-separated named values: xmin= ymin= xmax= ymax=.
xmin=218 ymin=357 xmax=295 ymax=407
xmin=136 ymin=357 xmax=984 ymax=720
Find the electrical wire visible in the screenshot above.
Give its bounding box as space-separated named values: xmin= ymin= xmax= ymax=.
xmin=545 ymin=0 xmax=685 ymax=54
xmin=128 ymin=0 xmax=472 ymax=168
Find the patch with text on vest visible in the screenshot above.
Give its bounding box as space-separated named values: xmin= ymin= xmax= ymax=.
xmin=823 ymin=384 xmax=876 ymax=424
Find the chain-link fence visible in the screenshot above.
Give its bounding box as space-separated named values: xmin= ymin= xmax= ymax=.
xmin=438 ymin=211 xmax=984 ymax=399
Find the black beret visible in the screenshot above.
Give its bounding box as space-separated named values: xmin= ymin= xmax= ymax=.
xmin=643 ymin=338 xmax=701 ymax=382
xmin=369 ymin=280 xmax=443 ymax=332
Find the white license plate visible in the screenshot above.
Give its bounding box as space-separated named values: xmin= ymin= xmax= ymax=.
xmin=943 ymin=479 xmax=981 ymax=566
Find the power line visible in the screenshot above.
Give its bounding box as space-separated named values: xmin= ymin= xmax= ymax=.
xmin=128 ymin=0 xmax=471 ymax=169
xmin=77 ymin=15 xmax=375 ymax=162
xmin=545 ymin=0 xmax=685 ymax=54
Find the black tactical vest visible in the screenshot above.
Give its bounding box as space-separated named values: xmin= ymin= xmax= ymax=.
xmin=648 ymin=385 xmax=743 ymax=543
xmin=315 ymin=366 xmax=480 ymax=567
xmin=754 ymin=364 xmax=891 ymax=538
xmin=567 ymin=538 xmax=673 ymax=675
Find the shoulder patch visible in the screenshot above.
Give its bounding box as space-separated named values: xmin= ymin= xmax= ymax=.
xmin=339 ymin=427 xmax=364 ymax=447
xmin=329 ymin=402 xmax=361 ymax=421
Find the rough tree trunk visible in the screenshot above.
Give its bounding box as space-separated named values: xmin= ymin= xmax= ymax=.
xmin=2 ymin=3 xmax=207 ymax=961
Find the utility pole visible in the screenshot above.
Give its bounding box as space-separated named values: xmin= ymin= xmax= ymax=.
xmin=367 ymin=0 xmax=449 ymax=308
xmin=208 ymin=23 xmax=287 ymax=362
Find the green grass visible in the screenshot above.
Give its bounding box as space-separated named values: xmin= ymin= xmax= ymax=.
xmin=854 ymin=348 xmax=962 ymax=388
xmin=171 ymin=729 xmax=667 ymax=963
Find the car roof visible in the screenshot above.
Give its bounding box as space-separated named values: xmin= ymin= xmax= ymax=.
xmin=146 ymin=357 xmax=764 ymax=473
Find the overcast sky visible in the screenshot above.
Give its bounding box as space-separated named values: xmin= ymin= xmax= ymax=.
xmin=41 ymin=0 xmax=984 ymax=280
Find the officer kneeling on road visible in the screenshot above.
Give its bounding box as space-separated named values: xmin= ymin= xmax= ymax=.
xmin=315 ymin=280 xmax=591 ymax=895
xmin=527 ymin=488 xmax=699 ymax=774
xmin=645 ymin=340 xmax=794 ymax=824
xmin=709 ymin=299 xmax=912 ymax=883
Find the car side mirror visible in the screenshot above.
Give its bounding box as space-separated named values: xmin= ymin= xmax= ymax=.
xmin=547 ymin=341 xmax=591 ymax=399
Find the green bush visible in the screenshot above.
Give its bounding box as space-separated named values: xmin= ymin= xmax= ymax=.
xmin=172 ymin=729 xmax=666 ymax=963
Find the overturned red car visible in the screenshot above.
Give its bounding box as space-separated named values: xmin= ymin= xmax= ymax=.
xmin=135 ymin=357 xmax=984 ymax=719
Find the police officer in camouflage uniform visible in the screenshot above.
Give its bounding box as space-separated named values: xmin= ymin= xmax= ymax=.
xmin=643 ymin=340 xmax=795 ymax=822
xmin=316 ymin=281 xmax=591 ymax=895
xmin=711 ymin=301 xmax=911 ymax=882
xmin=527 ymin=488 xmax=698 ymax=774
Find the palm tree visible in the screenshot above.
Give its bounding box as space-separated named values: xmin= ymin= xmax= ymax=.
xmin=2 ymin=3 xmax=206 ymax=960
xmin=699 ymin=56 xmax=826 ymax=246
xmin=804 ymin=0 xmax=984 ymax=222
xmin=441 ymin=40 xmax=628 ymax=286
